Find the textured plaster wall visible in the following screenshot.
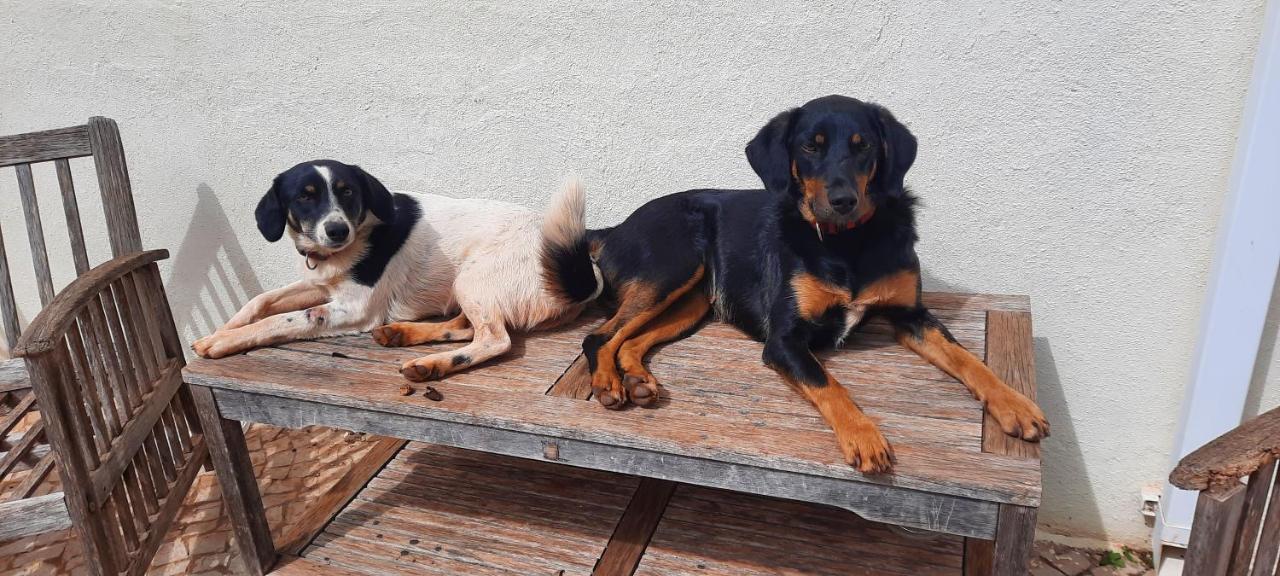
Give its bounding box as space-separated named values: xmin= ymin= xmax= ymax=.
xmin=0 ymin=0 xmax=1268 ymax=545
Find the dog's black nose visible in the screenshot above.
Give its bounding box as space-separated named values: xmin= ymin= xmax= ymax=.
xmin=325 ymin=221 xmax=350 ymax=242
xmin=829 ymin=194 xmax=857 ymax=215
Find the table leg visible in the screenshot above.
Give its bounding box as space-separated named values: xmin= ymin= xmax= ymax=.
xmin=964 ymin=505 xmax=1037 ymax=575
xmin=191 ymin=384 xmax=276 ymax=575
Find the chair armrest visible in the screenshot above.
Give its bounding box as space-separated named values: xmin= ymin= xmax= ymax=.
xmin=1170 ymin=405 xmax=1280 ymax=491
xmin=13 ymin=249 xmax=169 ymax=358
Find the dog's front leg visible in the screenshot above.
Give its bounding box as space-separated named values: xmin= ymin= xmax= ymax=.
xmin=193 ymin=299 xmax=369 ymax=359
xmin=222 ymin=280 xmax=329 ymax=330
xmin=762 ymin=334 xmax=893 ymax=474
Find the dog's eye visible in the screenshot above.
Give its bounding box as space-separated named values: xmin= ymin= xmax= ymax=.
xmin=801 ymin=142 xmax=819 ymax=154
xmin=338 ymin=187 xmax=353 ymax=197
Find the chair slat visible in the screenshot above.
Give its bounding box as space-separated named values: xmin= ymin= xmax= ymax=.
xmin=1230 ymin=459 xmax=1276 ymax=576
xmin=11 ymin=451 xmax=56 ymax=500
xmin=64 ymin=324 xmax=114 ymax=459
xmin=1186 ymin=482 xmax=1248 ymax=576
xmin=0 ymin=391 xmax=36 ymax=439
xmin=0 ymin=125 xmax=91 ymax=167
xmin=127 ymin=453 xmax=159 ymax=518
xmin=15 ymin=163 xmax=55 ymax=306
xmin=0 ymin=420 xmax=43 ymax=479
xmin=1250 ymin=469 xmax=1280 ymax=576
xmin=0 ymin=220 xmax=20 ymax=351
xmin=88 ymin=118 xmax=143 ymax=258
xmin=55 ymin=158 xmax=90 ymax=276
xmin=80 ymin=306 xmax=129 ymax=434
xmin=88 ymin=359 xmax=182 ymax=505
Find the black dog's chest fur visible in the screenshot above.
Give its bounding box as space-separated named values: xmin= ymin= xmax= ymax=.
xmin=596 ymin=188 xmax=920 ymax=349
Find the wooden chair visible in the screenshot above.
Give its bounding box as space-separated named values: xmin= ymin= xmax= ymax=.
xmin=0 ymin=119 xmax=279 ymax=575
xmin=0 ymin=117 xmax=143 ymax=540
xmin=1170 ymin=405 xmax=1280 ymax=576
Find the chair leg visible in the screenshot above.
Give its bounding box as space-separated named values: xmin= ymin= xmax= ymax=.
xmin=191 ymin=385 xmax=276 ymax=575
xmin=964 ymin=505 xmax=1037 ymax=575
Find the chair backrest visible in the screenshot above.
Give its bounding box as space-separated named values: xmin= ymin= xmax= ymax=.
xmin=14 ymin=249 xmax=208 ymax=576
xmin=1170 ymin=405 xmax=1280 ymax=576
xmin=0 ymin=116 xmax=143 ymax=351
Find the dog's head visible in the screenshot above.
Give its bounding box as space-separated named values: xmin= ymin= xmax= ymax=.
xmin=255 ymin=160 xmax=395 ymax=256
xmin=746 ymin=95 xmax=916 ymax=232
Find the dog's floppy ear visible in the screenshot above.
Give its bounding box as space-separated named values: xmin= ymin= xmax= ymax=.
xmin=745 ymin=108 xmax=799 ymax=194
xmin=873 ymin=105 xmax=917 ymax=197
xmin=356 ymin=165 xmax=395 ymax=225
xmin=255 ymin=176 xmax=287 ymax=242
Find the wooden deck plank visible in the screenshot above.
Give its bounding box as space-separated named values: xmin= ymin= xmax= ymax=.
xmin=278 ymin=436 xmax=407 ymax=555
xmin=301 ymin=443 xmax=633 ymax=576
xmin=593 ymin=478 xmax=677 ymax=576
xmin=634 ymin=484 xmax=963 ymax=576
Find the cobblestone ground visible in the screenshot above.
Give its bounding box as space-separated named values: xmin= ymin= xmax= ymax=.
xmin=0 ymin=425 xmax=381 ymax=576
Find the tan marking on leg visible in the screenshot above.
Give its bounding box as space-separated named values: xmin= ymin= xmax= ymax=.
xmin=897 ymin=326 xmax=1049 ymax=441
xmin=774 ymin=365 xmax=893 ymax=474
xmin=590 ymin=266 xmax=706 ymax=408
xmin=852 ymin=270 xmax=919 ymax=308
xmin=617 ymin=292 xmax=711 ymax=406
xmin=791 ymin=272 xmax=852 ymax=322
xmin=373 ymin=314 xmax=472 ymax=347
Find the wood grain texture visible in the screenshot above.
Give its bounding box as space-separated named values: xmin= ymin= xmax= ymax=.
xmin=186 ymin=317 xmax=1041 ymax=510
xmin=88 ymin=359 xmax=183 ymax=504
xmin=191 ymin=384 xmax=276 ymax=576
xmin=633 ymin=484 xmax=964 ymax=575
xmin=274 ymin=555 xmax=372 ymax=576
xmin=301 ymin=443 xmax=634 ymax=575
xmin=55 ymin=158 xmax=91 ymax=276
xmin=24 ymin=348 xmax=121 ymax=575
xmin=13 ymin=249 xmax=168 ymax=356
xmin=279 ymin=435 xmax=408 ymax=555
xmin=1228 ymin=459 xmax=1276 ymax=576
xmin=0 ymin=124 xmax=91 ymax=167
xmin=1247 ymin=463 xmax=1280 ymax=576
xmin=0 ymin=218 xmax=21 ymax=351
xmin=981 ymin=311 xmax=1040 ymax=460
xmin=965 ymin=310 xmax=1042 ymax=575
xmin=1185 ymin=482 xmax=1247 ymax=576
xmin=594 ymin=478 xmax=677 ymax=576
xmin=0 ymin=359 xmax=26 ymax=392
xmin=0 ymin=492 xmax=71 ymax=540
xmin=1172 ymin=405 xmax=1280 ymax=491
xmin=15 ymin=163 xmax=55 ymax=306
xmin=87 ymin=117 xmax=143 ymax=257
xmin=210 ymin=387 xmax=1001 ymax=538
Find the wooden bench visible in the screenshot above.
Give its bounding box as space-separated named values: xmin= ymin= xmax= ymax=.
xmin=185 ymin=292 xmax=1042 ymax=575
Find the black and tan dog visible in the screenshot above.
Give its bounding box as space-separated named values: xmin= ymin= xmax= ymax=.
xmin=575 ymin=95 xmax=1048 ymax=473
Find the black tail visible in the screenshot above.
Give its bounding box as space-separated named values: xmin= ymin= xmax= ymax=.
xmin=540 ymin=178 xmax=603 ymax=304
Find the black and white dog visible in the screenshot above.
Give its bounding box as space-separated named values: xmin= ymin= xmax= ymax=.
xmin=193 ymin=160 xmax=601 ymax=381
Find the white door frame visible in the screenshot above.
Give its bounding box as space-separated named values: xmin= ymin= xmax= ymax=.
xmin=1154 ymin=0 xmax=1280 ymax=552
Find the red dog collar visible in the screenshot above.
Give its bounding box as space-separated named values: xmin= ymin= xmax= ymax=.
xmin=815 ymin=208 xmax=876 ymax=240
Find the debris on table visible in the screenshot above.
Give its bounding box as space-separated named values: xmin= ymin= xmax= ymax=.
xmin=423 ymin=386 xmax=443 ymax=401
xmin=397 ymin=384 xmax=414 ymax=396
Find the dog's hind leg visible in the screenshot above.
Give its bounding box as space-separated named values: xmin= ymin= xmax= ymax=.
xmin=583 ymin=265 xmax=705 ymax=409
xmin=372 ymin=314 xmax=473 ymax=347
xmin=398 ymin=307 xmax=511 ymax=382
xmin=615 ymin=291 xmax=711 ymax=406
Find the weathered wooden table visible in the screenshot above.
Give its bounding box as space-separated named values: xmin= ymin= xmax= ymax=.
xmin=184 ymin=293 xmax=1041 ymax=575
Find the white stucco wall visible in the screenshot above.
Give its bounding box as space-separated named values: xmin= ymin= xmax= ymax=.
xmin=0 ymin=0 xmax=1268 ymax=545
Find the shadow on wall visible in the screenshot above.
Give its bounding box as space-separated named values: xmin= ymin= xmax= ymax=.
xmin=921 ymin=271 xmax=1106 ymax=541
xmin=1245 ymin=277 xmax=1280 ymax=418
xmin=165 ymin=184 xmax=264 ymax=350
